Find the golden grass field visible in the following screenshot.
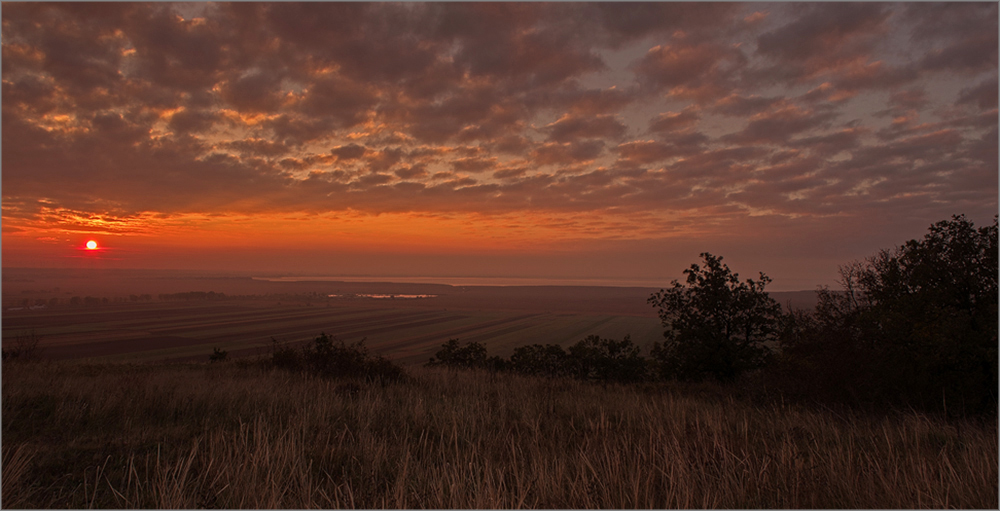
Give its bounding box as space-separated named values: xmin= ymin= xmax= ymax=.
xmin=3 ymin=360 xmax=996 ymax=509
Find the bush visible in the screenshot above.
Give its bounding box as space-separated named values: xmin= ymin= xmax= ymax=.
xmin=268 ymin=333 xmax=407 ymax=384
xmin=485 ymin=355 xmax=512 ymax=372
xmin=508 ymin=343 xmax=571 ymax=378
xmin=427 ymin=336 xmax=648 ymax=383
xmin=566 ymin=335 xmax=648 ymax=383
xmin=426 ymin=339 xmax=489 ymax=369
xmin=209 ymin=347 xmax=228 ymax=363
xmin=2 ymin=332 xmax=43 ymax=362
xmin=269 ymin=338 xmax=303 ymax=370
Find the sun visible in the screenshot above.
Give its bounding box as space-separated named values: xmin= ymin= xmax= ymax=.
xmin=85 ymin=240 xmax=98 ymax=250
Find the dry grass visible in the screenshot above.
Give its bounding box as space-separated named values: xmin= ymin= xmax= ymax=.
xmin=2 ymin=360 xmax=996 ymax=508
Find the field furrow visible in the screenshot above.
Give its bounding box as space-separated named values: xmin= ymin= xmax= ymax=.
xmin=373 ymin=313 xmax=544 ymax=353
xmin=146 ymin=306 xmax=376 ymax=335
xmin=2 ymin=304 xmax=248 ymax=330
xmin=93 ymin=313 xmax=470 ymax=361
xmin=3 ymin=301 xmax=666 ymax=365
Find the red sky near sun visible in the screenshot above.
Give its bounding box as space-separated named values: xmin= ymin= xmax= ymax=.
xmin=2 ymin=2 xmax=997 ymax=290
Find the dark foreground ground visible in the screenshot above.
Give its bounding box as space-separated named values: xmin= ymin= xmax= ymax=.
xmin=2 ymin=360 xmax=996 ymax=509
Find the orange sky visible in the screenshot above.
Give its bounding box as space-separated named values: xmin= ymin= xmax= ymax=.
xmin=2 ymin=3 xmax=997 ymax=290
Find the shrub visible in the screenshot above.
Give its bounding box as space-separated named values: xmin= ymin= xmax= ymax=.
xmin=1 ymin=332 xmax=43 ymax=362
xmin=426 ymin=339 xmax=489 ymax=369
xmin=269 ymin=338 xmax=303 ymax=371
xmin=269 ymin=334 xmax=407 ymax=384
xmin=209 ymin=347 xmax=228 ymax=363
xmin=564 ymin=335 xmax=648 ymax=383
xmin=485 ymin=355 xmax=512 ymax=372
xmin=504 ymin=337 xmax=648 ymax=382
xmin=508 ymin=343 xmax=571 ymax=378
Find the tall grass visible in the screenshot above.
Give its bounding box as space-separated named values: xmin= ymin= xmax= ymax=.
xmin=2 ymin=360 xmax=996 ymax=508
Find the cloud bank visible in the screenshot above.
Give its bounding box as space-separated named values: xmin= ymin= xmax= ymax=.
xmin=2 ymin=2 xmax=996 ymax=287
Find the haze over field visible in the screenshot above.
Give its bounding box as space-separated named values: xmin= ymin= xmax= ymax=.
xmin=2 ymin=2 xmax=996 ymax=290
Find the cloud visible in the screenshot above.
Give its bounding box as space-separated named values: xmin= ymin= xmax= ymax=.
xmin=755 ymin=3 xmax=890 ymax=77
xmin=451 ymin=157 xmax=498 ymax=173
xmin=709 ymin=94 xmax=781 ymax=117
xmin=167 ymin=109 xmax=222 ymax=135
xmin=887 ymin=89 xmax=928 ymax=111
xmin=554 ymin=85 xmax=637 ymax=116
xmin=1 ymin=1 xmax=995 ymax=279
xmin=264 ymin=3 xmax=442 ymax=84
xmin=911 ymin=5 xmax=998 ymax=74
xmin=614 ymin=140 xmax=687 ymax=165
xmin=488 ymin=135 xmax=532 ymax=156
xmin=395 ymin=165 xmax=428 ymax=180
xmin=331 ymin=144 xmax=369 ymax=161
xmin=633 ymin=40 xmax=744 ymax=103
xmin=648 ymin=107 xmax=700 ymax=133
xmin=545 ymin=114 xmax=627 ymax=142
xmin=723 ymin=104 xmax=838 ymax=145
xmin=296 ymin=74 xmax=377 ymax=129
xmin=365 ymin=147 xmax=405 ymax=172
xmin=531 ymin=141 xmax=606 ymax=166
xmin=220 ymin=138 xmax=291 ymax=158
xmin=590 ymin=2 xmax=740 ymax=47
xmin=789 ymin=128 xmax=865 ymax=157
xmin=126 ymin=5 xmax=230 ymax=92
xmin=432 ymin=3 xmax=607 ymax=87
xmin=957 ymin=78 xmax=999 ymax=110
xmin=219 ymin=71 xmax=286 ymax=113
xmin=829 ymin=59 xmax=919 ymax=97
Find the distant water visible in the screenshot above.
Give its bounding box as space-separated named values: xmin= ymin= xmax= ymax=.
xmin=252 ymin=275 xmax=665 ymax=288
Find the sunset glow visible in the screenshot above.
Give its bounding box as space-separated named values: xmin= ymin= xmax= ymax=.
xmin=2 ymin=2 xmax=996 ymax=290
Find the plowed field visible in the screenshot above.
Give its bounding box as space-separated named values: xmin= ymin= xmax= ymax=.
xmin=3 ymin=301 xmax=663 ymax=365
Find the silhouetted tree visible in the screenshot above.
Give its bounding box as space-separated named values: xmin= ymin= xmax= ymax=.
xmin=777 ymin=215 xmax=998 ymax=415
xmin=648 ymin=253 xmax=782 ymax=382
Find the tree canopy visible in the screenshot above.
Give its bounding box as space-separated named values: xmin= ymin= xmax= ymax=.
xmin=778 ymin=215 xmax=998 ymax=414
xmin=648 ymin=252 xmax=782 ymax=382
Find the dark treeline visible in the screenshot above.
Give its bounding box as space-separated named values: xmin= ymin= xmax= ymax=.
xmin=425 ymin=215 xmax=998 ymax=417
xmin=775 ymin=214 xmax=997 ymax=416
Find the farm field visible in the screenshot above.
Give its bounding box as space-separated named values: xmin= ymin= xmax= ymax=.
xmin=2 ymin=268 xmax=820 ymax=365
xmin=2 ymin=301 xmax=664 ymax=365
